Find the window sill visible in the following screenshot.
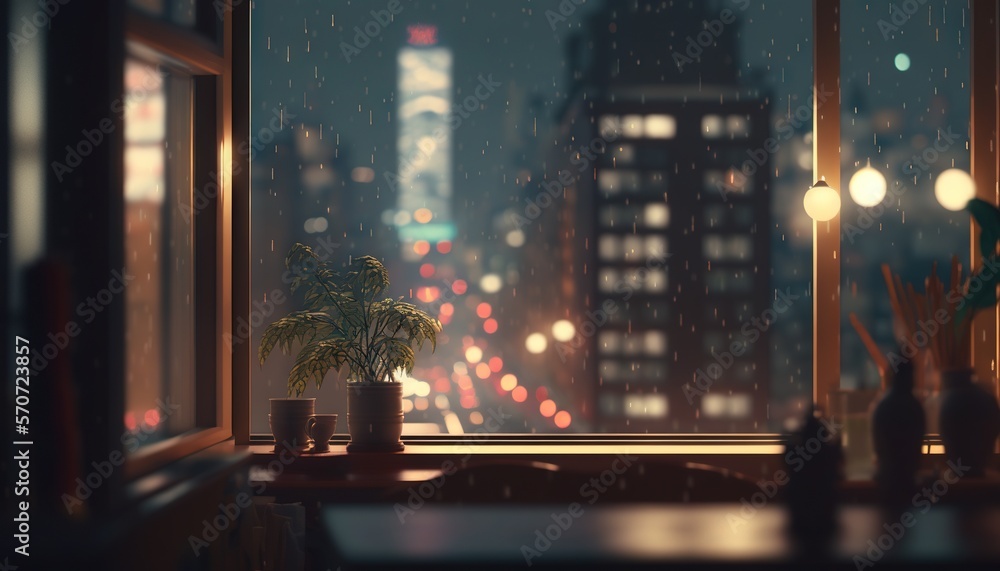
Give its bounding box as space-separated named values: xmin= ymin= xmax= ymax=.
xmin=242 ymin=436 xmax=973 ymax=497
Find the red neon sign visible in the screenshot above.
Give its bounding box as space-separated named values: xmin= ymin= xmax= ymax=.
xmin=407 ymin=25 xmax=438 ymax=45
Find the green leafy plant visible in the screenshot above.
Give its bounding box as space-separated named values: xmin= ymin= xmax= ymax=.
xmin=959 ymin=198 xmax=1000 ymax=324
xmin=258 ymin=243 xmax=440 ymax=397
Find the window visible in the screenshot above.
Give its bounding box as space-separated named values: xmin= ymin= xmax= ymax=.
xmin=836 ymin=0 xmax=973 ymax=478
xmin=121 ymin=2 xmax=233 ymax=468
xmin=123 ymin=58 xmax=197 ymax=445
xmin=249 ymin=0 xmax=820 ymax=435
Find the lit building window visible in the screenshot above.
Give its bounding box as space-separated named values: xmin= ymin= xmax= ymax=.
xmin=598 ymin=234 xmax=622 ymax=261
xmin=598 ymin=169 xmax=642 ymax=193
xmin=703 ymin=234 xmax=753 ymax=261
xmin=644 ymin=114 xmax=677 ymax=138
xmin=645 ymin=236 xmax=668 ymax=258
xmin=643 ymin=203 xmax=670 ymax=227
xmin=621 ymin=114 xmax=644 ymax=137
xmin=701 ymin=114 xmax=724 ymax=138
xmin=598 ymin=268 xmax=618 ymax=292
xmin=597 ymin=170 xmax=621 ymax=193
xmin=598 ymin=115 xmax=623 ymax=139
xmin=702 ymin=393 xmax=753 ymax=419
xmin=726 ymin=114 xmax=750 ymax=137
xmin=644 ymin=331 xmax=667 ymax=355
xmin=624 ymin=394 xmax=668 ymax=418
xmin=622 ymin=235 xmax=643 ymax=259
xmin=609 ymin=144 xmax=636 ymax=165
xmin=599 ymin=332 xmax=622 ymax=354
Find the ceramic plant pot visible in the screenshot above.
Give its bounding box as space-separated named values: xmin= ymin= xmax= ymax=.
xmin=346 ymin=383 xmax=404 ymax=452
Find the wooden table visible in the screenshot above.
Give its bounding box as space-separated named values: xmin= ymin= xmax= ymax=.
xmin=322 ymin=503 xmax=1000 ymax=569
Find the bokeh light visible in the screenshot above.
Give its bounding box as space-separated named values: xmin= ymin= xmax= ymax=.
xmin=506 ymin=229 xmax=526 ymax=247
xmin=525 ymin=332 xmax=548 ymax=354
xmin=488 ymin=356 xmax=503 ymax=372
xmin=483 ymin=318 xmax=498 ymax=334
xmin=419 ymin=263 xmax=435 ymax=278
xmin=539 ymin=399 xmax=557 ymax=417
xmin=480 ymin=273 xmax=503 ymax=293
xmin=464 ymin=345 xmax=483 ymax=363
xmin=894 ymin=53 xmax=910 ymax=71
xmin=416 ymin=286 xmax=440 ymax=303
xmin=551 ymin=319 xmax=576 ymax=342
xmin=476 ymin=302 xmax=492 ymax=318
xmin=413 ymin=240 xmax=431 ymax=256
xmin=475 ymin=362 xmax=491 ymax=379
xmin=536 ymin=386 xmax=548 ymax=401
xmin=511 ymin=386 xmax=528 ymax=402
xmin=414 ymin=208 xmax=433 ymax=223
xmin=554 ymin=411 xmax=572 ymax=429
xmin=848 ymin=166 xmax=887 ymax=207
xmin=500 ymin=374 xmax=518 ymax=391
xmin=935 ymin=168 xmax=976 ymax=211
xmin=451 ymin=280 xmax=467 ymax=295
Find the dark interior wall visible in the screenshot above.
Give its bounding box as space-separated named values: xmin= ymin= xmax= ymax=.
xmin=43 ymin=0 xmax=126 ymax=519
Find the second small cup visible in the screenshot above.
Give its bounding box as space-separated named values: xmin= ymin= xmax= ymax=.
xmin=306 ymin=414 xmax=339 ymax=453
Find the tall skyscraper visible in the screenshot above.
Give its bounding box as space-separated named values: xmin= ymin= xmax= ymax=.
xmin=394 ymin=24 xmax=456 ymax=258
xmin=533 ymin=0 xmax=773 ymax=432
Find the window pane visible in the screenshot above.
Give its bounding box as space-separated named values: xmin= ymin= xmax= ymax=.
xmin=839 ymin=1 xmax=970 ymax=476
xmin=250 ymin=0 xmax=813 ymax=434
xmin=124 ymin=58 xmax=196 ymax=446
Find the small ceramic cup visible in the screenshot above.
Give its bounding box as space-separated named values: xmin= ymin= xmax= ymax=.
xmin=306 ymin=414 xmax=339 ymax=453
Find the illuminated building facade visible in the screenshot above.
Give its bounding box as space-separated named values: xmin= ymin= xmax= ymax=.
xmin=394 ymin=24 xmax=456 ymax=256
xmin=541 ymin=1 xmax=773 ymax=432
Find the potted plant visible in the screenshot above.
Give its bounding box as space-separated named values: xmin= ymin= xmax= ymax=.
xmin=258 ymin=243 xmax=440 ymax=452
xmin=851 ymin=197 xmax=1000 ymax=476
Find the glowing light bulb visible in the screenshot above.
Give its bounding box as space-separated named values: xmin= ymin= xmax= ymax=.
xmin=803 ymin=180 xmax=840 ymax=221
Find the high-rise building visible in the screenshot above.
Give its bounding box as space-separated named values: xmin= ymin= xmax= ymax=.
xmin=534 ymin=0 xmax=773 ymax=432
xmin=394 ymin=24 xmax=457 ymax=258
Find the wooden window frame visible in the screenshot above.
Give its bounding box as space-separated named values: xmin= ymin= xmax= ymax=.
xmin=123 ymin=2 xmax=235 ymax=476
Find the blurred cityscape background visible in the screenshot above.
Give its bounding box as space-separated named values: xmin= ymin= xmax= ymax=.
xmin=245 ymin=0 xmax=970 ymax=435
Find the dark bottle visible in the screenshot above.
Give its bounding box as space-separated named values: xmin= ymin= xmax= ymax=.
xmin=939 ymin=368 xmax=1000 ymax=477
xmin=784 ymin=406 xmax=843 ymax=559
xmin=872 ymin=359 xmax=925 ymax=509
